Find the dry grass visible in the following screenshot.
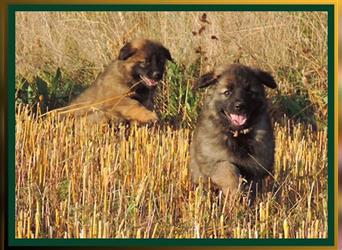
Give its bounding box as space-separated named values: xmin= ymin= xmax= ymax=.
xmin=15 ymin=11 xmax=327 ymax=85
xmin=15 ymin=104 xmax=327 ymax=239
xmin=14 ymin=11 xmax=329 ymax=239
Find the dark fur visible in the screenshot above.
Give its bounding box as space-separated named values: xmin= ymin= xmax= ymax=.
xmin=190 ymin=64 xmax=277 ymax=196
xmin=66 ymin=39 xmax=172 ymax=124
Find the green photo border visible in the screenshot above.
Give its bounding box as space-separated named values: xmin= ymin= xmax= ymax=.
xmin=7 ymin=4 xmax=335 ymax=247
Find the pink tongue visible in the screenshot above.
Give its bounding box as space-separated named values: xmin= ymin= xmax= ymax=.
xmin=149 ymin=79 xmax=157 ymax=85
xmin=146 ymin=78 xmax=157 ymax=86
xmin=141 ymin=75 xmax=158 ymax=86
xmin=230 ymin=114 xmax=247 ymax=126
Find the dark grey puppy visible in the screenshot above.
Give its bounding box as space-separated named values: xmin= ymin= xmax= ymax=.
xmin=189 ymin=64 xmax=277 ymax=196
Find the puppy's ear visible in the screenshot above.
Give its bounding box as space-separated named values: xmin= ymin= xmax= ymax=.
xmin=118 ymin=42 xmax=137 ymax=60
xmin=162 ymin=47 xmax=173 ymax=62
xmin=253 ymin=69 xmax=277 ymax=89
xmin=193 ymin=72 xmax=219 ymax=89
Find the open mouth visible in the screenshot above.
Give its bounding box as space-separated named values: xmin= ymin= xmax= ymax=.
xmin=140 ymin=75 xmax=159 ymax=87
xmin=223 ymin=111 xmax=247 ymax=127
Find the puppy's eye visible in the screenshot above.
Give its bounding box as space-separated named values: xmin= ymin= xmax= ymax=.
xmin=223 ymin=89 xmax=232 ymax=96
xmin=140 ymin=59 xmax=151 ymax=66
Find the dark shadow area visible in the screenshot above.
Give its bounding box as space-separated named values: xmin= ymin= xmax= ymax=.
xmin=269 ymin=92 xmax=323 ymax=131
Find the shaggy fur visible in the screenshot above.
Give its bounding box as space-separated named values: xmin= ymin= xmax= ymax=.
xmin=190 ymin=64 xmax=277 ymax=196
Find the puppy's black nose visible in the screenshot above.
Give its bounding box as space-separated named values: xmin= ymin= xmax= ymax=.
xmin=234 ymin=102 xmax=245 ymax=111
xmin=152 ymin=71 xmax=161 ymax=79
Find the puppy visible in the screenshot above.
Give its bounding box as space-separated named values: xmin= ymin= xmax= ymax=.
xmin=189 ymin=64 xmax=277 ymax=196
xmin=65 ymin=39 xmax=172 ymax=124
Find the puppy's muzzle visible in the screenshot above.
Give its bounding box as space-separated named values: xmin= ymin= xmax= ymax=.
xmin=234 ymin=101 xmax=246 ymax=112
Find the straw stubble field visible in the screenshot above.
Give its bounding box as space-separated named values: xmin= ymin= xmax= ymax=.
xmin=15 ymin=105 xmax=328 ymax=239
xmin=15 ymin=11 xmax=328 ymax=239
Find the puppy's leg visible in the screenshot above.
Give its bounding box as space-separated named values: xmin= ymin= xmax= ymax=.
xmin=84 ymin=110 xmax=108 ymax=124
xmin=190 ymin=164 xmax=205 ymax=185
xmin=210 ymin=162 xmax=240 ymax=196
xmin=189 ymin=147 xmax=205 ymax=185
xmin=115 ymin=97 xmax=158 ymax=123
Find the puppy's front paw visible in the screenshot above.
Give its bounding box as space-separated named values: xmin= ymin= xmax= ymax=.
xmin=137 ymin=110 xmax=158 ymax=124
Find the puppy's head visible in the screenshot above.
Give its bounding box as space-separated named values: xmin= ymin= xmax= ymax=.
xmin=195 ymin=64 xmax=276 ymax=130
xmin=118 ymin=39 xmax=173 ymax=88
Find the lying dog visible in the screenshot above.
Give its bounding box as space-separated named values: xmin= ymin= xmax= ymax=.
xmin=66 ymin=39 xmax=172 ymax=124
xmin=189 ymin=64 xmax=277 ymax=196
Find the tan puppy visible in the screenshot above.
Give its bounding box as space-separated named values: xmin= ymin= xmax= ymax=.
xmin=66 ymin=39 xmax=172 ymax=124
